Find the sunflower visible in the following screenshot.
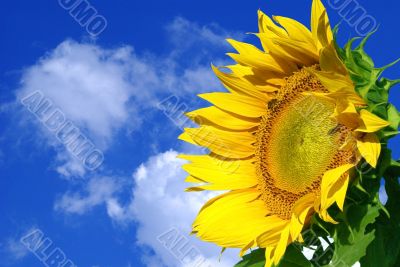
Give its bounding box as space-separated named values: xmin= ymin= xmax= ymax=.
xmin=178 ymin=0 xmax=390 ymax=266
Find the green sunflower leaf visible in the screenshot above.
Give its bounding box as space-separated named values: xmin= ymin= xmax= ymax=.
xmin=377 ymin=147 xmax=395 ymax=179
xmin=234 ymin=245 xmax=313 ymax=267
xmin=276 ymin=245 xmax=313 ymax=267
xmin=360 ymin=175 xmax=400 ymax=267
xmin=327 ymin=204 xmax=380 ymax=267
xmin=234 ymin=248 xmax=265 ymax=267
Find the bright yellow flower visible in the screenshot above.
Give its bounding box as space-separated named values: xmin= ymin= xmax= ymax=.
xmin=178 ymin=0 xmax=390 ymax=266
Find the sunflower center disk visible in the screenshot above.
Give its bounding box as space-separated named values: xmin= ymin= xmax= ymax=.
xmin=256 ymin=68 xmax=354 ymax=219
xmin=269 ymin=96 xmax=337 ymax=193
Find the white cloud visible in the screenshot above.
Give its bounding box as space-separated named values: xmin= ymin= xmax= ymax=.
xmin=0 ymin=226 xmax=39 ymax=264
xmin=16 ymin=41 xmax=143 ymax=178
xmin=54 ymin=151 xmax=87 ymax=178
xmin=165 ymin=17 xmax=241 ymax=58
xmin=15 ymin=17 xmax=233 ymax=178
xmin=54 ymin=176 xmax=122 ymax=215
xmin=54 ymin=150 xmax=240 ymax=266
xmin=107 ymin=150 xmax=239 ymax=267
xmin=18 ymin=41 xmax=135 ymax=146
xmin=1 ymin=238 xmax=30 ymax=261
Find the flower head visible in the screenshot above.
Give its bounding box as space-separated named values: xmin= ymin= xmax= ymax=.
xmin=179 ymin=1 xmax=397 ymax=266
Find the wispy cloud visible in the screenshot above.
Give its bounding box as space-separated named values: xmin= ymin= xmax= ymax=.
xmin=0 ymin=226 xmax=38 ymax=264
xmin=1 ymin=238 xmax=30 ymax=261
xmin=54 ymin=176 xmax=123 ymax=215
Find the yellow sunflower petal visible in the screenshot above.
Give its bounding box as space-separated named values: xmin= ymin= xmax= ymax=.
xmin=290 ymin=194 xmax=314 ymax=240
xmin=186 ymin=106 xmax=259 ymax=131
xmin=356 ymin=109 xmax=390 ymax=133
xmin=307 ymin=68 xmax=354 ymax=93
xmin=239 ymin=241 xmax=256 ymax=257
xmin=320 ymin=164 xmax=354 ymax=212
xmin=258 ymin=10 xmax=287 ymax=38
xmin=273 ymin=225 xmax=291 ymax=265
xmin=311 ymin=0 xmax=333 ymax=49
xmin=226 ymin=65 xmax=282 ymax=92
xmin=226 ymin=39 xmax=291 ymax=74
xmin=192 ymin=189 xmax=276 ymax=248
xmin=319 ymin=90 xmax=365 ymax=106
xmin=212 ymin=65 xmax=271 ymax=101
xmin=181 ymin=126 xmax=255 ymax=159
xmin=199 ymin=92 xmax=267 ymax=118
xmin=256 ymin=220 xmax=288 ymax=248
xmin=180 ymin=154 xmax=258 ymax=190
xmin=333 ymin=100 xmax=362 ymax=129
xmin=265 ymin=247 xmax=276 ymax=267
xmin=273 ymin=16 xmax=317 ymax=51
xmin=265 ymin=77 xmax=286 ymax=87
xmin=319 ymin=208 xmax=338 ymax=224
xmin=316 ymin=10 xmax=332 ymax=48
xmin=226 ymin=64 xmax=253 ymax=77
xmin=357 ymin=133 xmax=381 ymax=168
xmin=320 ymin=43 xmax=348 ymax=75
xmin=263 ymin=37 xmax=318 ymax=66
xmin=178 ymin=131 xmax=197 ymax=145
xmin=334 ymin=174 xmax=350 ymax=210
xmin=324 ymin=173 xmax=350 ymax=212
xmin=185 ymin=175 xmax=205 ymax=183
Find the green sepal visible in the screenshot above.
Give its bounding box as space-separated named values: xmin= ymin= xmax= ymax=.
xmin=338 ymin=31 xmax=400 ymax=143
xmin=387 ymin=104 xmax=400 ymax=131
xmin=339 ymin=31 xmax=399 ymax=102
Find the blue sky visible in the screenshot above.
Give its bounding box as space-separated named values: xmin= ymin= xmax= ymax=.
xmin=0 ymin=0 xmax=399 ymax=267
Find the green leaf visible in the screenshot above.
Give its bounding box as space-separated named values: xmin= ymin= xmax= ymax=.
xmin=234 ymin=245 xmax=313 ymax=267
xmin=235 ymin=249 xmax=265 ymax=267
xmin=311 ymin=245 xmax=333 ymax=267
xmin=360 ymin=176 xmax=400 ymax=267
xmin=378 ymin=148 xmax=400 ymax=179
xmin=328 ymin=204 xmax=380 ymax=267
xmin=277 ymin=245 xmax=313 ymax=267
xmin=377 ymin=147 xmax=394 ymax=179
